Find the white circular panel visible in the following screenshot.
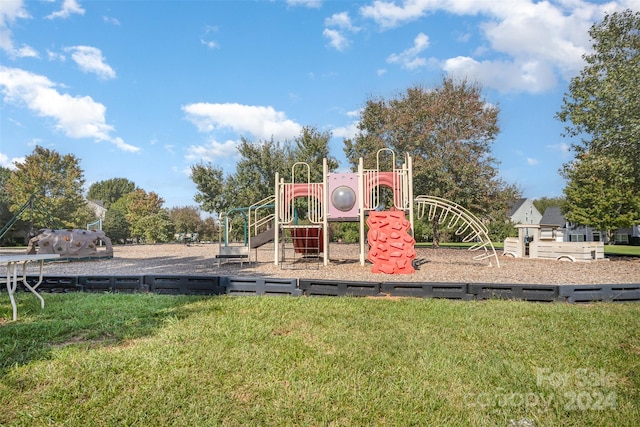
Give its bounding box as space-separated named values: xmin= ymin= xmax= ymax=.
xmin=331 ymin=186 xmax=356 ymax=212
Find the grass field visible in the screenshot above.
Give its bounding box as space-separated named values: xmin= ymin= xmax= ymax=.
xmin=1 ymin=294 xmax=639 ymax=426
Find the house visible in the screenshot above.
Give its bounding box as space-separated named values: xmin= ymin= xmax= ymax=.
xmin=539 ymin=206 xmax=566 ymax=242
xmin=508 ymin=198 xmax=542 ymax=238
xmin=540 ymin=206 xmax=640 ymax=245
xmin=509 ymin=198 xmax=542 ymax=225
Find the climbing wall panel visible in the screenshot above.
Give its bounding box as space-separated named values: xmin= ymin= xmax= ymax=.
xmin=366 ymin=210 xmax=416 ymax=274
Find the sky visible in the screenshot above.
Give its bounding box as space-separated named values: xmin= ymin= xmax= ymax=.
xmin=0 ymin=0 xmax=635 ymax=212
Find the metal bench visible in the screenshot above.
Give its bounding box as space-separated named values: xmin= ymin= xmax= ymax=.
xmin=215 ymin=246 xmax=250 ymax=267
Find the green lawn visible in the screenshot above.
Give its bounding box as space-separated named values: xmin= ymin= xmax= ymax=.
xmin=604 ymin=245 xmax=640 ymax=257
xmin=1 ymin=294 xmax=638 ymax=426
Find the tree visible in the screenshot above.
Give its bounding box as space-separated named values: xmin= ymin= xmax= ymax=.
xmin=344 ymin=77 xmax=518 ymax=245
xmin=191 ymin=136 xmax=294 ymax=216
xmin=5 ymin=146 xmax=93 ymax=230
xmin=199 ymin=217 xmax=218 ymax=242
xmin=191 ymin=162 xmax=226 ymax=215
xmin=124 ymin=189 xmax=174 ymax=243
xmin=87 ymin=178 xmax=137 ymax=209
xmin=557 ymin=10 xmax=640 ymax=230
xmin=0 ymin=166 xmax=26 ymax=244
xmin=561 ymin=152 xmax=639 ymax=242
xmin=0 ymin=166 xmax=12 ymax=225
xmin=103 ymin=197 xmax=131 ymax=244
xmin=232 ymin=137 xmax=294 ymax=208
xmin=533 ymin=197 xmax=566 ymax=216
xmin=169 ymin=206 xmax=203 ymax=234
xmin=293 ymin=126 xmax=339 ymax=182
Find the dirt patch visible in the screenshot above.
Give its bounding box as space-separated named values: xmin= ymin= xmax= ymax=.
xmin=2 ymin=243 xmax=639 ymax=285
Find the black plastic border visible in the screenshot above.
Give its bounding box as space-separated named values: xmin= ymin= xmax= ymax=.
xmin=15 ymin=275 xmax=640 ymax=304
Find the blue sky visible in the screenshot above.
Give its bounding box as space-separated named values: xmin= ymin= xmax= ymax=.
xmin=0 ymin=0 xmax=634 ymax=211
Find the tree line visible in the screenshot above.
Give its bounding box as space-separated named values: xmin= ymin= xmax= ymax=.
xmin=0 ymin=150 xmax=216 ymax=245
xmin=1 ymin=10 xmax=637 ymax=246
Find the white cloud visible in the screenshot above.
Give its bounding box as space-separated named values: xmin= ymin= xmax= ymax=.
xmin=387 ymin=32 xmax=430 ymax=70
xmin=110 ymin=137 xmax=139 ymax=153
xmin=323 ymin=28 xmax=349 ymax=51
xmin=346 ymin=109 xmax=361 ymax=118
xmin=547 ymin=141 xmax=572 ymax=158
xmin=65 ymin=46 xmax=116 ymax=79
xmin=287 ymin=0 xmax=322 ymax=8
xmin=201 ymin=39 xmax=219 ymax=49
xmin=201 ymin=25 xmax=219 ymax=50
xmin=332 ymin=122 xmax=359 ymax=140
xmin=185 ymin=139 xmax=238 ymax=162
xmin=325 ymin=12 xmax=359 ymax=31
xmin=361 ymin=0 xmax=629 ymax=93
xmin=47 ymin=49 xmax=65 ymax=62
xmin=324 ymin=11 xmax=360 ymax=52
xmin=46 ymin=0 xmax=85 ymax=20
xmin=0 ymin=0 xmax=36 ymax=57
xmin=332 ymin=109 xmax=362 ymax=139
xmin=0 ymin=152 xmax=24 ymax=170
xmin=443 ymin=56 xmax=557 ymax=93
xmin=360 ymin=0 xmax=428 ymax=29
xmin=182 ymin=102 xmax=302 ymax=141
xmin=527 ymin=157 xmax=539 ymax=165
xmin=103 ymin=16 xmax=120 ymax=26
xmin=0 ymin=66 xmax=139 ymax=152
xmin=13 ymin=44 xmax=38 ymax=58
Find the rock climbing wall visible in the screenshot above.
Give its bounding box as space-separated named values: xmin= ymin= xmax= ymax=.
xmin=366 ymin=210 xmax=416 ymax=274
xmin=27 ymin=229 xmax=113 ymax=259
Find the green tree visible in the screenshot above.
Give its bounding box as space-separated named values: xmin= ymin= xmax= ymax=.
xmin=345 ymin=77 xmax=518 ymax=245
xmin=533 ymin=197 xmax=566 ymax=217
xmin=561 ymin=152 xmax=639 ymax=242
xmin=557 ymin=10 xmax=640 ymax=230
xmin=191 ymin=137 xmax=294 ymax=217
xmin=125 ymin=189 xmax=174 ymax=243
xmin=5 ymin=146 xmax=93 ymax=230
xmin=293 ymin=126 xmax=339 ymax=182
xmin=0 ymin=166 xmax=12 ymax=225
xmin=103 ymin=197 xmax=131 ymax=244
xmin=232 ymin=137 xmax=294 ymax=208
xmin=0 ymin=166 xmax=26 ymax=244
xmin=87 ymin=178 xmax=137 ymax=209
xmin=200 ymin=217 xmax=218 ymax=242
xmin=191 ymin=162 xmax=226 ymax=215
xmin=169 ymin=206 xmax=203 ymax=234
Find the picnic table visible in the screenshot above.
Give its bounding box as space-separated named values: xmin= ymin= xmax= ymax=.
xmin=1 ymin=254 xmax=60 ymax=321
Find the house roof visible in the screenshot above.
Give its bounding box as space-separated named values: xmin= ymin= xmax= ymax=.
xmin=508 ymin=198 xmax=527 ymax=217
xmin=540 ymin=206 xmax=565 ymax=227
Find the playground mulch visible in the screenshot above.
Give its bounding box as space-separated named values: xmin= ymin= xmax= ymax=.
xmin=4 ymin=243 xmax=639 ymax=285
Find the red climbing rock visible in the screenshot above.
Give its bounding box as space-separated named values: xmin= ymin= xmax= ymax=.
xmin=366 ymin=210 xmax=416 ymax=274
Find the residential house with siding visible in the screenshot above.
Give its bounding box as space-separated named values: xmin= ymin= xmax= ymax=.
xmin=508 ymin=198 xmax=542 ymax=239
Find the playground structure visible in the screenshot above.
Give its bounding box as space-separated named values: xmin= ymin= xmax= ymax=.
xmin=27 ymin=228 xmax=114 ymax=260
xmin=503 ymin=224 xmax=605 ymax=262
xmin=218 ymin=149 xmax=500 ymax=272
